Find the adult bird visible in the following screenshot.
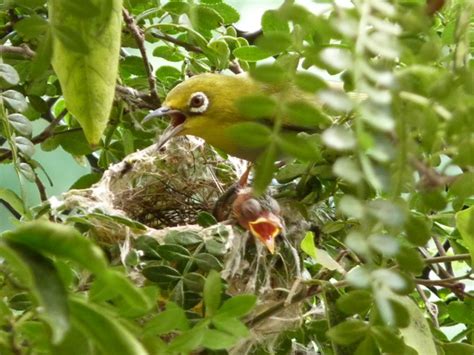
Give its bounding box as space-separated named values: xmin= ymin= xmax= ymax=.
xmin=143 ymin=73 xmax=325 ymax=162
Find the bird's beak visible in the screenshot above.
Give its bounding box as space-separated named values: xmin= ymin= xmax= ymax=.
xmin=248 ymin=215 xmax=282 ymax=254
xmin=143 ymin=106 xmax=187 ymax=149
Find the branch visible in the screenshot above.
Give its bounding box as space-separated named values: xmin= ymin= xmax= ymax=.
xmin=0 ymin=109 xmax=71 ymax=163
xmin=115 ymin=84 xmax=157 ymax=109
xmin=415 ymin=273 xmax=472 ymax=286
xmin=0 ymin=44 xmax=35 ymax=58
xmin=246 ymin=280 xmax=348 ymax=328
xmin=235 ymin=28 xmax=263 ymax=44
xmin=151 ymin=32 xmax=203 ymax=54
xmin=410 ymin=157 xmax=458 ymax=189
xmin=122 ymin=9 xmax=161 ymax=106
xmin=424 ymin=254 xmax=471 ymax=264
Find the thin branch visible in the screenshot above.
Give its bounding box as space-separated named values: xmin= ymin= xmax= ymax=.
xmin=34 ymin=174 xmax=47 ymax=202
xmin=416 ymin=284 xmax=439 ymax=328
xmin=415 ymin=273 xmax=472 ymax=286
xmin=410 ymin=157 xmax=458 ymax=189
xmin=0 ymin=109 xmax=74 ymax=163
xmin=122 ymin=9 xmax=161 ymax=106
xmin=246 ymin=280 xmax=348 ymax=328
xmin=425 ymin=254 xmax=471 ymax=264
xmin=0 ymin=199 xmax=21 ymax=219
xmin=234 ymin=28 xmax=263 ymax=44
xmin=151 ymin=32 xmax=203 ymax=53
xmin=0 ymin=44 xmax=35 ymax=58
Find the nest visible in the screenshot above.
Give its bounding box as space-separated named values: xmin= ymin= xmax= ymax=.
xmin=46 ymin=137 xmax=324 ymax=353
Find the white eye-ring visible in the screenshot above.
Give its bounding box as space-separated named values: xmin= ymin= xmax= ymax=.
xmin=189 ymin=92 xmax=209 ymax=113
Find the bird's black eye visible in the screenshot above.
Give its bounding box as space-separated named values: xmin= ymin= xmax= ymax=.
xmin=188 ymin=92 xmax=209 ymax=113
xmin=190 ymin=94 xmax=205 ymax=108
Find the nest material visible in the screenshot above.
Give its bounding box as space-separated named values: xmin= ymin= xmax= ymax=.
xmin=48 ymin=137 xmax=323 ymax=353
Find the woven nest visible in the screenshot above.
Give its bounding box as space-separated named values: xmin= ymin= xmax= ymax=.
xmin=46 ymin=137 xmax=330 ymax=352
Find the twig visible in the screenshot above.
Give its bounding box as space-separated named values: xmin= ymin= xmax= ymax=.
xmin=151 ymin=32 xmax=203 ymax=53
xmin=410 ymin=157 xmax=458 ymax=189
xmin=425 ymin=254 xmax=471 ymax=264
xmin=0 ymin=44 xmax=35 ymax=58
xmin=415 ymin=273 xmax=472 ymax=286
xmin=234 ymin=28 xmax=263 ymax=44
xmin=34 ymin=173 xmax=47 ymax=202
xmin=0 ymin=200 xmax=21 ymax=219
xmin=122 ymin=9 xmax=161 ymax=106
xmin=246 ymin=280 xmax=348 ymax=328
xmin=0 ymin=109 xmax=73 ymax=163
xmin=416 ymin=284 xmax=439 ymax=328
xmin=115 ymin=84 xmax=157 ymax=109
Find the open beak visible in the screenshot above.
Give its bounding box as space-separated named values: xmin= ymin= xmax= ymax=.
xmin=142 ymin=106 xmax=187 ymax=149
xmin=248 ymin=215 xmax=282 ymax=254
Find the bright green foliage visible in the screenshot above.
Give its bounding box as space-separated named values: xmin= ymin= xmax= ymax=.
xmin=49 ymin=0 xmax=123 ymax=145
xmin=0 ymin=0 xmax=473 ymax=354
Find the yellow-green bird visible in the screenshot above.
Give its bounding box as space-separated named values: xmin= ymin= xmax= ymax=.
xmin=143 ymin=73 xmax=321 ymax=162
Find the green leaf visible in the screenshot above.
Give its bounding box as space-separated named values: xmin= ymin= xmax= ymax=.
xmin=395 ymin=246 xmax=425 ymax=275
xmin=235 ymin=95 xmax=277 ymax=119
xmin=253 ymin=143 xmax=277 ymax=195
xmin=326 ymin=320 xmax=369 ymax=345
xmin=156 ymin=65 xmax=182 ymax=84
xmin=0 ymin=188 xmax=25 ymax=215
xmin=368 ymin=234 xmax=399 ymax=257
xmin=443 ymin=343 xmax=474 ymax=355
xmin=201 ymin=329 xmax=238 ymax=350
xmin=450 ymin=172 xmax=474 ymax=200
xmin=354 ymin=335 xmax=380 ymax=355
xmin=152 ymin=45 xmax=185 ymax=62
xmin=162 ymin=1 xmax=190 ymax=15
xmin=227 ymin=122 xmax=272 ymax=148
xmin=19 ymin=162 xmax=36 ymax=182
xmin=194 ymin=253 xmax=223 ymax=271
xmin=389 ymin=294 xmax=436 ymax=354
xmin=447 ymin=300 xmax=474 ymax=325
xmin=206 ymin=3 xmax=239 ymax=24
xmin=142 ymin=265 xmax=181 ymax=288
xmin=301 ymin=231 xmax=344 ymax=272
xmin=294 ymin=72 xmax=328 ymax=93
xmin=233 ymin=46 xmax=271 ymax=61
xmin=284 ymin=100 xmax=332 ymax=127
xmin=250 ymin=64 xmax=286 ymax=84
xmin=277 ymin=133 xmax=322 ymax=161
xmin=337 ymin=290 xmax=373 ymax=315
xmin=197 ymin=211 xmax=218 ymax=227
xmin=69 ymin=173 xmax=102 ymax=189
xmin=2 ymin=90 xmax=28 ymax=112
xmin=3 ymin=221 xmax=108 ymax=274
xmin=14 ymin=15 xmax=49 ymax=40
xmin=168 ymin=325 xmax=205 ymax=353
xmin=144 ymin=303 xmax=189 ymax=335
xmin=333 ymin=157 xmax=363 ymax=184
xmin=0 ymin=243 xmax=69 ymax=344
xmin=404 ymin=215 xmax=431 ymax=246
xmin=183 ymin=272 xmax=206 ymax=292
xmin=216 ymin=295 xmax=257 ymax=318
xmin=156 ymin=244 xmax=191 ymax=262
xmin=261 ymin=10 xmax=289 ymax=34
xmin=212 ymin=316 xmax=249 ymax=338
xmin=455 ymin=206 xmax=474 ymax=266
xmin=371 ymin=326 xmax=404 ymax=353
xmin=322 ymin=126 xmax=356 ymax=150
xmin=0 ymin=63 xmax=20 ymax=88
xmin=15 ymin=136 xmax=35 ymax=157
xmin=68 ymin=297 xmax=147 ymax=355
xmin=189 ymin=5 xmax=223 ymax=31
xmin=8 ymin=113 xmax=33 ymax=136
xmin=50 ymin=0 xmax=122 ymax=145
xmin=256 ymin=32 xmax=292 ymax=54
xmin=92 ymin=270 xmax=154 ymax=317
xmin=204 ymin=270 xmax=222 ymax=317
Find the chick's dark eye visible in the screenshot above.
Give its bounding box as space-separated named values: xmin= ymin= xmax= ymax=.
xmin=190 ymin=94 xmax=205 ymax=107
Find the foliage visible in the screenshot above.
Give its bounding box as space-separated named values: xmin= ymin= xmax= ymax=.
xmin=0 ymin=0 xmax=473 ymax=354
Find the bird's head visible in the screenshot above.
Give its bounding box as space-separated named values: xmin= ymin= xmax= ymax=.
xmin=232 ymin=189 xmax=284 ymax=254
xmin=143 ymin=73 xmax=257 ymax=148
